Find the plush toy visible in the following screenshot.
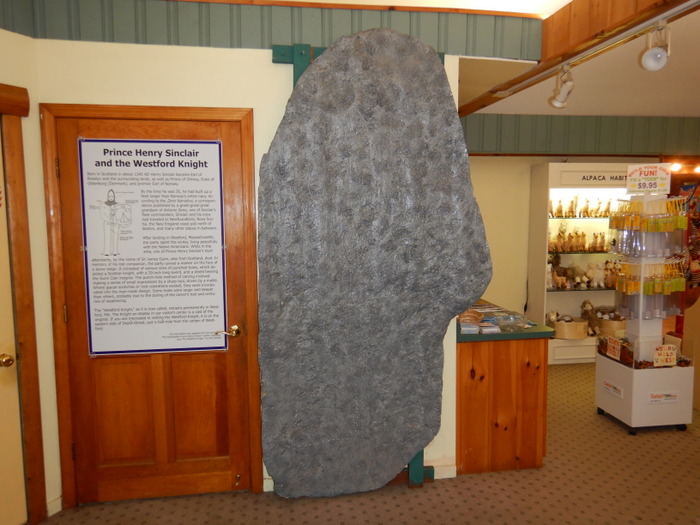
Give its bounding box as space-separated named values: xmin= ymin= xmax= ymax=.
xmin=588 ymin=262 xmax=605 ymax=289
xmin=603 ymin=260 xmax=617 ymax=289
xmin=546 ymin=263 xmax=554 ymax=290
xmin=581 ymin=299 xmax=601 ymax=336
xmin=565 ymin=264 xmax=589 ymax=289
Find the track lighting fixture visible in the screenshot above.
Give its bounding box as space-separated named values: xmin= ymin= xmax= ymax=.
xmin=547 ymin=65 xmax=574 ymax=109
xmin=640 ymin=22 xmax=670 ymax=72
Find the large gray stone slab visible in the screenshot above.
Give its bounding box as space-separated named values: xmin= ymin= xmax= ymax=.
xmin=258 ymin=28 xmax=492 ymax=498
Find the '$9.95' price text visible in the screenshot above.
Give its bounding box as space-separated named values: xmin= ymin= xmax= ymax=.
xmin=636 ymin=180 xmax=658 ymax=190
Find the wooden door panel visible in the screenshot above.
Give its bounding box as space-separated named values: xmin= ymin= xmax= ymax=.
xmin=41 ymin=104 xmax=261 ymax=504
xmin=171 ymin=353 xmax=229 ymax=460
xmin=94 ymin=358 xmax=157 ymax=466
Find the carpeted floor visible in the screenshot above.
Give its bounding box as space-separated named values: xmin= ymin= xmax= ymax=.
xmin=42 ymin=363 xmax=700 ymax=524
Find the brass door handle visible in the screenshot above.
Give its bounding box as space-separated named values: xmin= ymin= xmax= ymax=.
xmin=0 ymin=353 xmax=15 ymax=367
xmin=215 ymin=325 xmax=241 ymax=338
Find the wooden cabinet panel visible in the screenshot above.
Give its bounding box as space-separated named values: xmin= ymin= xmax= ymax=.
xmin=456 ymin=338 xmax=547 ymax=475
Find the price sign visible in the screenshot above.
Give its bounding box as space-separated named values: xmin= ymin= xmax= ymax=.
xmin=626 ymin=163 xmax=671 ymax=195
xmin=606 ymin=336 xmax=621 ymax=360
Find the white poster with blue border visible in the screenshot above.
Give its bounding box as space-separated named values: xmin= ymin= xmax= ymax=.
xmin=79 ymin=139 xmax=227 ymax=355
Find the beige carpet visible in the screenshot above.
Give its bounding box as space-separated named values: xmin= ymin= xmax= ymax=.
xmin=42 ymin=363 xmax=700 ymax=524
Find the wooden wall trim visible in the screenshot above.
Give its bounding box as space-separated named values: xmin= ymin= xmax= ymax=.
xmin=541 ymin=0 xmax=697 ymax=62
xmin=0 ymin=84 xmax=30 ymax=117
xmin=2 ymin=112 xmax=47 ymax=522
xmin=38 ymin=104 xmax=78 ymax=508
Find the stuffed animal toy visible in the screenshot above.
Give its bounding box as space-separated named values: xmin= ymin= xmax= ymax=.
xmin=580 ymin=299 xmax=601 ymax=336
xmin=588 ymin=262 xmax=605 ymax=289
xmin=565 ymin=264 xmax=589 ymax=289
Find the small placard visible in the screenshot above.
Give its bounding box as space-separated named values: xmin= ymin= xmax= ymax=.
xmin=654 ymin=344 xmax=677 ymax=367
xmin=606 ymin=336 xmax=621 ymax=361
xmin=602 ymin=379 xmax=623 ymax=399
xmin=649 ymin=391 xmax=679 ymax=404
xmin=626 ymin=163 xmax=672 ymax=195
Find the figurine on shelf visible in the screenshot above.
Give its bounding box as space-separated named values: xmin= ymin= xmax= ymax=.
xmin=564 ymin=196 xmax=578 ymax=218
xmin=554 ymin=200 xmax=563 ymax=218
xmin=554 ymin=220 xmax=568 ymax=252
xmin=600 ymin=199 xmax=612 ymax=217
xmin=579 ymin=198 xmax=590 ymax=218
xmin=549 ymin=200 xmax=555 ymax=218
xmin=589 ymin=232 xmax=599 ymax=253
xmin=546 ymin=263 xmax=554 ymax=290
xmin=548 ymin=229 xmax=556 ymax=252
xmin=581 ymin=299 xmax=601 ymax=336
xmin=596 ymin=232 xmax=606 ymax=252
xmin=589 ymin=199 xmax=601 ymax=217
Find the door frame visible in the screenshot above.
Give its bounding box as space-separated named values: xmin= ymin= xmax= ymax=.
xmin=40 ymin=104 xmax=263 ymax=508
xmin=0 ymin=83 xmax=48 ymax=523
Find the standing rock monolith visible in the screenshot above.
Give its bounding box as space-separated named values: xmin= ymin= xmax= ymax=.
xmin=258 ymin=28 xmax=492 ymax=498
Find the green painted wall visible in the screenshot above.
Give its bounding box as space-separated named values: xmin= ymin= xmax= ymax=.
xmin=0 ymin=0 xmax=541 ymax=59
xmin=462 ymin=114 xmax=700 ymax=155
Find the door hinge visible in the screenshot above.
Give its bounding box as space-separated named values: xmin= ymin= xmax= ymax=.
xmin=55 ymin=158 xmax=60 ymax=178
xmin=63 ymin=304 xmax=68 ymax=323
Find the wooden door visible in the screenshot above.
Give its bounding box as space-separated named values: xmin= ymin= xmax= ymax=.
xmin=41 ymin=105 xmax=261 ymax=504
xmin=0 ymin=129 xmax=28 ymax=525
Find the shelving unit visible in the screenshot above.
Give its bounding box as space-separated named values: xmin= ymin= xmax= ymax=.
xmin=527 ymin=163 xmax=628 ymax=364
xmin=595 ymin=193 xmax=694 ymax=434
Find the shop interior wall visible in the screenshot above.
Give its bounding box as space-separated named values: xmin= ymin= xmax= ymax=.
xmin=1 ymin=28 xmax=468 ymax=511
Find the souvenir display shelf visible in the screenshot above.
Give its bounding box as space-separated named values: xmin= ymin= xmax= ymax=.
xmin=595 ymin=194 xmax=694 ymax=434
xmin=527 ymin=163 xmax=628 ymax=364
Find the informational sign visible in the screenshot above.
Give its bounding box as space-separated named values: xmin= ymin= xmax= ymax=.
xmin=626 ymin=163 xmax=672 ymax=195
xmin=79 ymin=139 xmax=227 ymax=355
xmin=653 ymin=344 xmax=677 ymax=367
xmin=559 ymin=170 xmax=627 ymax=187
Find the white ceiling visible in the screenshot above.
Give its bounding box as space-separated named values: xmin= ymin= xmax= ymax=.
xmin=285 ymin=0 xmax=571 ymax=18
xmin=476 ymin=8 xmax=700 ymax=117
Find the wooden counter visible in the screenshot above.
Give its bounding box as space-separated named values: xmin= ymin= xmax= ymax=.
xmin=456 ymin=322 xmax=552 ymax=474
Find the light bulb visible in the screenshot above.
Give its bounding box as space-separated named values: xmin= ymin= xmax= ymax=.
xmin=640 ymin=46 xmax=668 ymax=71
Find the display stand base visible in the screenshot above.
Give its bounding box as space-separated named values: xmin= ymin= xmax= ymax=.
xmin=595 ymin=354 xmax=694 ymax=432
xmin=596 ymin=406 xmax=688 ymax=435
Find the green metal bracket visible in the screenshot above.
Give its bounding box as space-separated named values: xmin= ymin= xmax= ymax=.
xmin=273 ymin=43 xmax=445 ymax=87
xmin=407 ymin=449 xmax=434 ymax=488
xmin=272 ymin=44 xmax=327 ymax=86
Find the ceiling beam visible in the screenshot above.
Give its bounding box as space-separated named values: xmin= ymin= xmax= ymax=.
xmin=458 ymin=0 xmax=700 ymax=117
